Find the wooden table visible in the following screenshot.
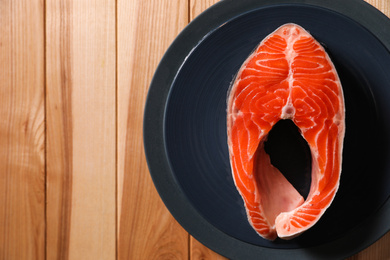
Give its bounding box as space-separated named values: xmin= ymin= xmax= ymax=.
xmin=0 ymin=0 xmax=389 ymax=259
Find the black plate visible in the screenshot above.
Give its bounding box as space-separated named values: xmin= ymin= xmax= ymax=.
xmin=143 ymin=0 xmax=390 ymax=259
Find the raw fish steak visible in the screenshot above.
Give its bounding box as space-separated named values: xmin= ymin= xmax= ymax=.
xmin=227 ymin=23 xmax=345 ymax=240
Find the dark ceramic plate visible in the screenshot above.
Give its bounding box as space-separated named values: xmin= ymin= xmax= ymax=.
xmin=143 ymin=0 xmax=390 ymax=259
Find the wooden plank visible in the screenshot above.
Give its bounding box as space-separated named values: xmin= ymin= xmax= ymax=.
xmin=116 ymin=0 xmax=189 ymax=259
xmin=45 ymin=1 xmax=73 ymax=258
xmin=0 ymin=0 xmax=45 ymax=259
xmin=45 ymin=0 xmax=116 ymax=259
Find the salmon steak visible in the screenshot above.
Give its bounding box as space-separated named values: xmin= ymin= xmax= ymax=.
xmin=227 ymin=23 xmax=345 ymax=240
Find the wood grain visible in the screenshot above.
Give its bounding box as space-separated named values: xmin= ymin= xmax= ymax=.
xmin=45 ymin=1 xmax=74 ymax=258
xmin=0 ymin=0 xmax=389 ymax=259
xmin=116 ymin=0 xmax=189 ymax=259
xmin=0 ymin=0 xmax=45 ymax=259
xmin=46 ymin=0 xmax=116 ymax=259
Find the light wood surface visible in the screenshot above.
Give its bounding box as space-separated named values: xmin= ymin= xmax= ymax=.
xmin=46 ymin=0 xmax=116 ymax=259
xmin=0 ymin=0 xmax=389 ymax=259
xmin=0 ymin=0 xmax=45 ymax=259
xmin=117 ymin=0 xmax=189 ymax=259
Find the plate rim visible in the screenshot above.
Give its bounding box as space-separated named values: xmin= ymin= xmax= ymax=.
xmin=143 ymin=0 xmax=390 ymax=259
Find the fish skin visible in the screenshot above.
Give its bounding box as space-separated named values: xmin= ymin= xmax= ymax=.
xmin=227 ymin=23 xmax=345 ymax=240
